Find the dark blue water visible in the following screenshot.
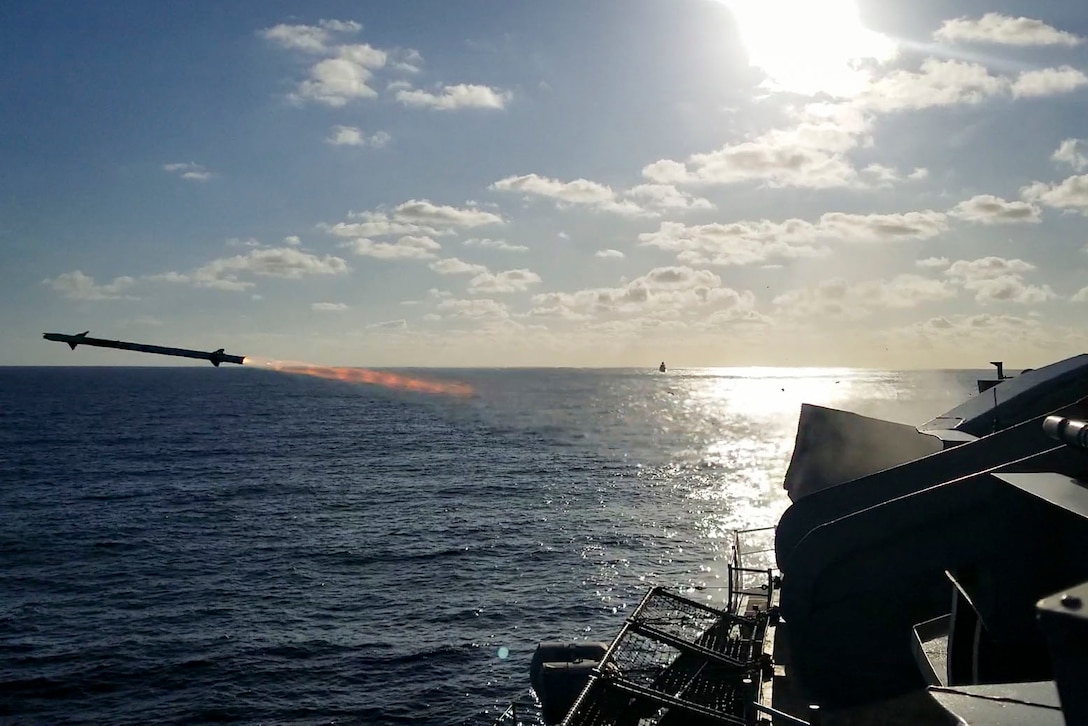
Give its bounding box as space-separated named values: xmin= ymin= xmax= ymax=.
xmin=0 ymin=366 xmax=978 ymax=724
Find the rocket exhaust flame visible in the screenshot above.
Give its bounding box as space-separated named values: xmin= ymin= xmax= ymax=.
xmin=41 ymin=331 xmax=471 ymax=397
xmin=243 ymin=356 xmax=474 ymax=397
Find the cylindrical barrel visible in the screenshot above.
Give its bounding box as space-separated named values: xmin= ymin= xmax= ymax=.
xmin=1042 ymin=416 xmax=1088 ymax=450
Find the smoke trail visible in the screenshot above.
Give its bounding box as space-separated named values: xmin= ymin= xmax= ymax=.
xmin=244 ymin=356 xmax=474 ymax=397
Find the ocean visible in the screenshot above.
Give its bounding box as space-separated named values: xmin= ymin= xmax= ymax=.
xmin=0 ymin=365 xmax=983 ymax=725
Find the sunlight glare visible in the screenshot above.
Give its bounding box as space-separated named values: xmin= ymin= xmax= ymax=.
xmin=726 ymin=0 xmax=896 ymax=96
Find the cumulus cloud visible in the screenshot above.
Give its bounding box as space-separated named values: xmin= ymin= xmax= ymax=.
xmin=293 ymin=46 xmax=387 ymax=106
xmin=640 ymin=220 xmax=827 ymax=266
xmin=640 ymin=209 xmax=947 ymax=266
xmin=1073 ymin=286 xmax=1088 ymax=302
xmin=395 ymin=83 xmax=511 ymax=110
xmin=43 ymin=270 xmax=137 ymax=301
xmin=367 ymin=319 xmax=408 ymax=329
xmin=468 ymin=269 xmax=542 ymax=294
xmin=595 ymin=249 xmax=625 ymax=259
xmin=326 ymin=125 xmax=391 ymax=147
xmin=857 ymin=59 xmax=1008 ymax=112
xmin=463 ymin=237 xmax=528 ymax=252
xmin=393 ymin=199 xmax=504 ymax=228
xmin=819 ymin=211 xmax=949 ymax=241
xmin=643 ymin=104 xmax=871 ymax=189
xmin=260 ymin=20 xmax=392 ymax=106
xmin=163 ymin=162 xmax=213 ymax=181
xmin=950 ymin=194 xmax=1041 ymax=224
xmin=943 ymin=256 xmax=1055 ymax=305
xmin=491 ymin=173 xmax=648 ymax=215
xmin=1053 ymin=139 xmax=1088 ymax=171
xmin=435 ymin=297 xmax=509 ymax=319
xmin=260 ymin=19 xmax=362 ymax=53
xmin=1012 ymin=66 xmax=1088 ymax=97
xmin=917 ymin=256 xmax=950 ymax=269
xmin=189 ymin=247 xmax=350 ymax=290
xmin=624 ymin=184 xmax=714 ymax=211
xmin=969 ymin=276 xmax=1056 ymax=304
xmin=327 ymin=200 xmax=504 ymax=239
xmin=944 ymin=256 xmax=1037 ymax=281
xmin=429 ymin=257 xmax=489 ymax=275
xmin=934 ymin=13 xmax=1083 ymax=46
xmin=1022 ymin=174 xmax=1088 ymax=212
xmin=774 ymin=275 xmax=958 ymax=318
xmin=529 ymin=266 xmax=751 ymax=320
xmin=312 ymin=302 xmax=348 ymax=311
xmin=342 ymin=235 xmax=442 ymax=260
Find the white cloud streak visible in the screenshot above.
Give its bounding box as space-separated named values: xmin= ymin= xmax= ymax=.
xmin=934 ymin=13 xmax=1083 ymax=47
xmin=395 ymin=84 xmax=511 ymax=110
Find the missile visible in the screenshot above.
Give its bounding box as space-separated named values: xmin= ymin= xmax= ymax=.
xmin=43 ymin=331 xmax=245 ymax=367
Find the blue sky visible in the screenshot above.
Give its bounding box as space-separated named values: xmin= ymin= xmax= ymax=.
xmin=5 ymin=0 xmax=1088 ymax=367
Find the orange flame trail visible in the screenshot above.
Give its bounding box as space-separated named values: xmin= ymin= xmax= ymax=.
xmin=244 ymin=356 xmax=474 ymax=397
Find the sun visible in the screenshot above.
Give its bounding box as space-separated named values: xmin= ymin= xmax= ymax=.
xmin=726 ymin=0 xmax=896 ymax=97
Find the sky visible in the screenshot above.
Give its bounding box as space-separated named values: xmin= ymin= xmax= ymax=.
xmin=4 ymin=0 xmax=1088 ymax=368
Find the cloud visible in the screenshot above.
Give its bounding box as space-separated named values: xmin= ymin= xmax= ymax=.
xmin=934 ymin=13 xmax=1083 ymax=46
xmin=189 ymin=247 xmax=350 ymax=290
xmin=773 ymin=275 xmax=958 ymax=318
xmin=1022 ymin=174 xmax=1088 ymax=212
xmin=284 ymin=235 xmax=302 ymax=246
xmin=640 ymin=220 xmax=827 ymax=266
xmin=640 ymin=103 xmax=874 ymax=189
xmin=1073 ymin=286 xmax=1088 ymax=302
xmin=163 ymin=162 xmax=213 ymax=181
xmin=260 ymin=19 xmax=362 ymax=53
xmin=260 ymin=20 xmax=386 ymax=106
xmin=493 ymin=173 xmax=611 ymax=203
xmin=624 ymin=184 xmax=714 ymax=211
xmin=819 ymin=211 xmax=949 ymax=241
xmin=367 ymin=319 xmax=408 ymax=329
xmin=292 ymin=45 xmax=387 ymax=106
xmin=43 ymin=270 xmax=136 ymax=300
xmin=857 ymin=59 xmax=1008 ymax=112
xmin=395 ymin=83 xmax=510 ymax=110
xmin=327 ymin=199 xmax=504 ymax=239
xmin=944 ymin=256 xmax=1037 ymax=281
xmin=491 ymin=173 xmax=649 ymax=215
xmin=640 ymin=209 xmax=947 ymax=266
xmin=962 ymin=276 xmax=1056 ymax=304
xmin=226 ymin=237 xmax=260 ymax=247
xmin=312 ymin=302 xmax=348 ymax=311
xmin=943 ymin=256 xmax=1056 ymax=305
xmin=435 ymin=297 xmax=510 ymax=319
xmin=1053 ymin=139 xmax=1088 ymax=171
xmin=342 ymin=235 xmax=441 ymax=260
xmin=917 ymin=256 xmax=950 ymax=269
xmin=638 ymin=59 xmax=1085 ymax=193
xmin=468 ymin=268 xmax=542 ymax=294
xmin=463 ymin=237 xmax=528 ymax=252
xmin=390 ymin=48 xmax=423 ymax=74
xmin=326 ymin=125 xmax=391 ymax=147
xmin=950 ymin=194 xmax=1041 ymax=224
xmin=394 ymin=199 xmax=504 ymax=228
xmin=1011 ymin=66 xmax=1088 ymax=97
xmin=429 ymin=257 xmax=489 ymax=275
xmin=595 ymin=249 xmax=625 ymax=259
xmin=529 ymin=266 xmax=750 ymax=320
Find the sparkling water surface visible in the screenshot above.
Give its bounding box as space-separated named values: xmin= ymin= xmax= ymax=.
xmin=0 ymin=366 xmax=981 ymax=725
